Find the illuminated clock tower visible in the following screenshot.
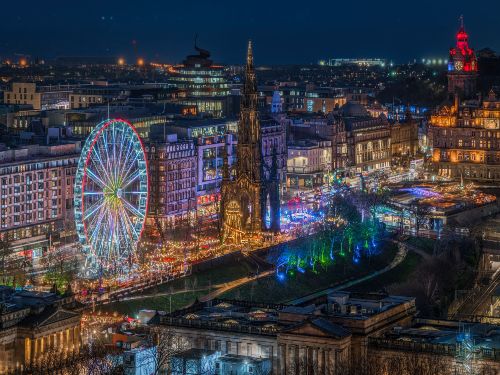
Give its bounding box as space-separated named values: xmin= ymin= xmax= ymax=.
xmin=447 ymin=16 xmax=478 ymax=99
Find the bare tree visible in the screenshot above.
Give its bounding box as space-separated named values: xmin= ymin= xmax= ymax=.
xmin=145 ymin=326 xmax=190 ymax=375
xmin=409 ymin=204 xmax=432 ymax=237
xmin=0 ymin=237 xmax=12 ymax=284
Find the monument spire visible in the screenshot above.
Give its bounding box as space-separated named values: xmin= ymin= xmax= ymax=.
xmin=242 ymin=40 xmax=257 ymax=113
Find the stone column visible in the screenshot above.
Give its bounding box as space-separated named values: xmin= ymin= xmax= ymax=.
xmin=278 ymin=344 xmax=286 ymax=375
xmin=30 ymin=339 xmax=35 ymax=363
xmin=290 ymin=345 xmax=298 ymax=375
xmin=312 ymin=348 xmax=318 ymax=375
xmin=299 ymin=346 xmax=307 ymax=374
xmin=318 ymin=348 xmax=324 ymax=375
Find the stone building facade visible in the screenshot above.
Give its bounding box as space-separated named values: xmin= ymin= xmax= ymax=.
xmin=146 ymin=136 xmax=197 ymax=229
xmin=0 ymin=142 xmax=80 ymax=257
xmin=155 ymin=292 xmax=416 ymax=375
xmin=331 ymin=102 xmax=391 ymax=174
xmin=0 ymin=287 xmax=82 ymax=373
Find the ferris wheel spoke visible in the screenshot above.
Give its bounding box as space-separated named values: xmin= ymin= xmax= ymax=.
xmin=116 ymin=210 xmax=134 ymax=249
xmin=92 ymin=141 xmax=113 ymax=185
xmin=83 ymin=198 xmax=105 ymax=221
xmin=111 ymin=123 xmax=120 ymax=183
xmin=101 ymin=127 xmax=112 ymax=175
xmin=118 ymin=136 xmax=135 ymax=182
xmin=88 ymin=205 xmax=109 ymax=253
xmin=121 ymin=198 xmax=145 ymax=218
xmin=121 ymin=169 xmax=142 ymax=190
xmin=116 ymin=128 xmax=126 ymax=183
xmin=119 ymin=204 xmax=139 ymax=240
xmin=86 ymin=167 xmax=107 ymax=190
xmin=90 ymin=152 xmax=113 ymax=186
xmin=83 ymin=191 xmax=104 ymax=196
xmin=121 ymin=150 xmax=140 ymax=187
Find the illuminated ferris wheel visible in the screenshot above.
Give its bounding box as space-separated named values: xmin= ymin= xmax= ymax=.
xmin=74 ymin=119 xmax=149 ymax=276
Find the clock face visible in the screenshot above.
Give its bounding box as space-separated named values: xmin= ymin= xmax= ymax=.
xmin=454 ymin=61 xmax=464 ymax=71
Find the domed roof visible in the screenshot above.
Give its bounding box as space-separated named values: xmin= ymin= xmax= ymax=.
xmin=341 ymin=102 xmax=369 ymax=117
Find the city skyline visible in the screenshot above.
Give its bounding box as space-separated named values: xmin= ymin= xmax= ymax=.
xmin=1 ymin=4 xmax=500 ymax=373
xmin=2 ymin=0 xmax=500 ymax=64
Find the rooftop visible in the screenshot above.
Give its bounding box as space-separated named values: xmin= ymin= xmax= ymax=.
xmin=371 ymin=318 xmax=500 ymax=361
xmin=160 ymin=292 xmax=416 ymax=336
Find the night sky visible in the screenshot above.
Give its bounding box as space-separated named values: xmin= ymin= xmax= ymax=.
xmin=1 ymin=0 xmax=500 ymax=65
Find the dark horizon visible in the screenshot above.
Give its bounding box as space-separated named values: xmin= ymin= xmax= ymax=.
xmin=1 ymin=0 xmax=500 ymax=65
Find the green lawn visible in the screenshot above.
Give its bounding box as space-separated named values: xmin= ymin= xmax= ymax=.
xmin=99 ymin=255 xmax=258 ymax=316
xmin=101 ymin=239 xmax=400 ymax=314
xmin=405 ymin=237 xmax=435 ymax=255
xmin=99 ymin=289 xmax=208 ymax=316
xmin=346 ymin=251 xmax=423 ymax=293
xmin=221 ymin=242 xmax=398 ymax=303
xmin=139 ymin=255 xmax=258 ymax=295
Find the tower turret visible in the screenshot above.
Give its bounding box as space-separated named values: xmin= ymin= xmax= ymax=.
xmin=447 ymin=16 xmax=478 ymax=99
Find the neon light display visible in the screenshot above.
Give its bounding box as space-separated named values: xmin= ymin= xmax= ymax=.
xmin=74 ymin=119 xmax=149 ymax=277
xmin=270 ymin=223 xmax=380 ymax=281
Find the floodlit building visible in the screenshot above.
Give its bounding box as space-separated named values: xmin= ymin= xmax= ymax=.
xmin=390 ymin=111 xmax=419 ymax=159
xmin=0 ymin=286 xmax=83 ymax=373
xmin=430 ymin=20 xmax=500 ymax=182
xmin=3 ymin=82 xmax=72 ymax=110
xmin=0 ymin=142 xmax=81 ymax=257
xmin=168 ymin=43 xmax=234 ymax=118
xmin=146 ymin=134 xmax=197 ymax=229
xmin=447 ymin=17 xmax=478 ymax=99
xmin=369 ymin=319 xmax=500 ymax=374
xmin=171 ymin=348 xmax=220 ymax=375
xmin=331 ymin=102 xmax=391 ymax=174
xmin=155 ymin=291 xmax=416 ymax=375
xmin=287 ymin=139 xmax=332 ymax=189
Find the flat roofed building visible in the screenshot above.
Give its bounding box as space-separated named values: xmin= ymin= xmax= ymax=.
xmin=168 ymin=44 xmax=231 ymax=118
xmin=369 ymin=318 xmax=500 ymax=373
xmin=3 ymin=83 xmax=72 ymax=110
xmin=155 ymin=291 xmax=416 ymax=374
xmin=430 ymin=90 xmax=500 ymax=182
xmin=146 ymin=136 xmax=197 ymax=229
